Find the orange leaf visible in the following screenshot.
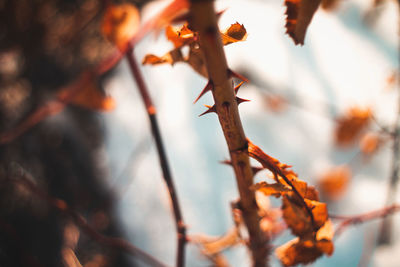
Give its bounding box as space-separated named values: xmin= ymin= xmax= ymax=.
xmin=335 ymin=106 xmax=372 ymax=146
xmin=142 ymin=49 xmax=184 ymax=66
xmin=247 ymin=139 xmax=297 ymax=181
xmin=359 ymin=132 xmax=381 ymax=156
xmin=318 ymin=165 xmax=351 ymax=200
xmin=284 ymin=0 xmax=322 ymax=45
xmin=101 ymin=3 xmax=140 ymax=51
xmin=220 ymin=22 xmax=247 ymax=45
xmin=166 ymin=24 xmax=195 ymax=48
xmin=58 ymin=81 xmax=115 ymax=111
xmin=282 ymin=194 xmax=328 ymax=236
xmin=252 ymin=182 xmax=291 ymax=197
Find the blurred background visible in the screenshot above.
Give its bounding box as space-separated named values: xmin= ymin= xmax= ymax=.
xmin=0 ymin=0 xmax=399 ymax=266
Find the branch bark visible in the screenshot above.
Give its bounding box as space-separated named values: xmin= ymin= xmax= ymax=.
xmin=189 ymin=1 xmax=268 ymax=266
xmin=126 ymin=45 xmax=187 ymax=267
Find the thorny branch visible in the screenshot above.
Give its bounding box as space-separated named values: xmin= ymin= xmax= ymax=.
xmin=7 ymin=163 xmax=169 ymax=267
xmin=189 ymin=1 xmax=268 ymax=266
xmin=126 ymin=44 xmax=187 ymax=267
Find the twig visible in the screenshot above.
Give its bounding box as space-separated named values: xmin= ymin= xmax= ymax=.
xmin=377 ymin=1 xmax=400 ymax=245
xmin=126 ymin=44 xmax=187 ymax=267
xmin=9 ymin=163 xmax=169 ymax=267
xmin=332 ymin=204 xmax=400 ymax=237
xmin=189 ymin=1 xmax=268 ymax=266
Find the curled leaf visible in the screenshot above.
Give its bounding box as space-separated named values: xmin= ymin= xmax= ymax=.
xmin=142 ymin=49 xmax=184 ymax=65
xmin=252 ymin=181 xmax=291 ymax=198
xmin=221 ymin=22 xmax=247 ymax=45
xmin=101 ymin=3 xmax=140 ymax=51
xmin=282 ymin=194 xmax=328 ymax=236
xmin=284 ymin=0 xmax=322 ymax=45
xmin=166 ymin=24 xmax=195 ymax=48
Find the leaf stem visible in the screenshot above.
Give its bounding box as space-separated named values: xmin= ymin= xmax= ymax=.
xmin=126 ymin=45 xmax=187 ymax=267
xmin=189 ymin=1 xmax=268 ymax=266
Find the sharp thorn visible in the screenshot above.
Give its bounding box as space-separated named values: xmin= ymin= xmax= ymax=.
xmin=199 ymin=104 xmax=216 ymax=117
xmin=234 ymin=81 xmax=245 ymax=94
xmin=236 ymin=97 xmax=250 ymax=105
xmin=194 ymin=80 xmax=213 ymax=104
xmin=228 ymin=69 xmax=249 ymax=82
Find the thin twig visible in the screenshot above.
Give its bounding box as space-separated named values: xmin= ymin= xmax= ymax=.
xmin=189 ymin=1 xmax=268 ymax=266
xmin=126 ymin=44 xmax=187 ymax=267
xmin=332 ymin=204 xmax=400 ymax=237
xmin=9 ymin=163 xmax=169 ymax=267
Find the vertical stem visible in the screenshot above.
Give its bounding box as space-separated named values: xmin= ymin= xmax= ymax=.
xmin=189 ymin=1 xmax=268 ymax=266
xmin=378 ymin=0 xmax=400 ymax=245
xmin=126 ymin=45 xmax=186 ymax=267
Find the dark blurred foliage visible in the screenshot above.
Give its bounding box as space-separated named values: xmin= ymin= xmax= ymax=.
xmin=0 ymin=0 xmax=152 ymax=266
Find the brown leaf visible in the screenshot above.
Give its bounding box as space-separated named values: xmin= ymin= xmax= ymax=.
xmin=101 ymin=3 xmax=140 ymax=51
xmin=221 ymin=22 xmax=247 ymax=45
xmin=335 ymin=106 xmax=372 ymax=146
xmin=58 ymin=81 xmax=115 ymax=111
xmin=142 ymin=49 xmax=184 ymax=66
xmin=247 ymin=139 xmax=297 ymax=181
xmin=166 ymin=24 xmax=195 ymax=48
xmin=252 ymin=181 xmax=291 ymax=197
xmin=284 ymin=0 xmax=322 ymax=45
xmin=186 ymin=46 xmax=208 ymax=77
xmin=360 ymin=132 xmax=381 ymax=156
xmin=318 ymin=165 xmax=351 ymax=200
xmin=282 ymin=194 xmax=328 ymax=236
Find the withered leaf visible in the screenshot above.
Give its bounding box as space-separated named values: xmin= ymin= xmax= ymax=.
xmin=186 ymin=46 xmax=208 ymax=77
xmin=221 ymin=22 xmax=247 ymax=45
xmin=252 ymin=181 xmax=291 ymax=198
xmin=142 ymin=49 xmax=184 ymax=66
xmin=166 ymin=24 xmax=195 ymax=48
xmin=101 ymin=3 xmax=140 ymax=51
xmin=318 ymin=165 xmax=351 ymax=200
xmin=58 ymin=81 xmax=115 ymax=111
xmin=282 ymin=194 xmax=328 ymax=236
xmin=202 ymin=227 xmax=239 ymax=255
xmin=284 ymin=0 xmax=322 ymax=45
xmin=335 ymin=106 xmax=372 ymax=146
xmin=360 ymin=132 xmax=381 ymax=156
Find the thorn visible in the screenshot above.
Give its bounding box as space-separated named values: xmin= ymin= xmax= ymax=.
xmin=228 ymin=69 xmax=249 ymax=82
xmin=236 ymin=97 xmax=250 ymax=105
xmin=216 ymin=9 xmax=227 ymax=21
xmin=199 ymin=104 xmax=216 ymax=117
xmin=194 ymin=80 xmax=213 ymax=103
xmin=234 ymin=81 xmax=245 ymax=94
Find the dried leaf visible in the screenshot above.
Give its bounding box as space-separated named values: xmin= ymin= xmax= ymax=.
xmin=282 ymin=194 xmax=328 ymax=236
xmin=284 ymin=0 xmax=322 ymax=45
xmin=101 ymin=3 xmax=140 ymax=50
xmin=166 ymin=24 xmax=195 ymax=48
xmin=318 ymin=165 xmax=351 ymax=200
xmin=202 ymin=227 xmax=239 ymax=255
xmin=221 ymin=22 xmax=247 ymax=45
xmin=360 ymin=132 xmax=381 ymax=156
xmin=335 ymin=107 xmax=372 ymax=146
xmin=253 ymin=181 xmax=291 ymax=197
xmin=186 ymin=46 xmax=208 ymax=77
xmin=58 ymin=81 xmax=115 ymax=111
xmin=142 ymin=49 xmax=184 ymax=66
xmin=247 ymin=139 xmax=297 ymax=181
xmin=321 ymin=0 xmax=340 ymax=10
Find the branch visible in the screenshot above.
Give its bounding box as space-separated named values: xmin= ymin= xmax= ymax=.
xmin=9 ymin=163 xmax=168 ymax=267
xmin=126 ymin=45 xmax=187 ymax=267
xmin=377 ymin=1 xmax=400 ymax=245
xmin=189 ymin=1 xmax=268 ymax=266
xmin=331 ymin=204 xmax=400 ymax=237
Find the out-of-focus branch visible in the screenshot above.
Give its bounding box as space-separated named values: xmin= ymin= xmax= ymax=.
xmin=126 ymin=44 xmax=187 ymax=267
xmin=9 ymin=164 xmax=169 ymax=267
xmin=331 ymin=204 xmax=400 ymax=237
